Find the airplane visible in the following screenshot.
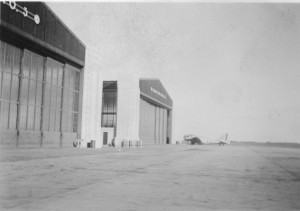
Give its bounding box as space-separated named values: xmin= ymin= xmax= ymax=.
xmin=183 ymin=134 xmax=203 ymax=145
xmin=183 ymin=133 xmax=230 ymax=146
xmin=215 ymin=133 xmax=230 ymax=146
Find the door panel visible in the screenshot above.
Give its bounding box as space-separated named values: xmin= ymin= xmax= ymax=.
xmin=139 ymin=98 xmax=169 ymax=145
xmin=103 ymin=132 xmax=108 ymax=145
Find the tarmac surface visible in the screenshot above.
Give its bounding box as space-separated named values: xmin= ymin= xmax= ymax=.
xmin=0 ymin=143 xmax=300 ymax=210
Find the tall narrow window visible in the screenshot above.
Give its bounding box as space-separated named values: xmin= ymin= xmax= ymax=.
xmin=101 ymin=81 xmax=117 ymax=127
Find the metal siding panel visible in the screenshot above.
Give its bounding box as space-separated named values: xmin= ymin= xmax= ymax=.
xmin=1 ymin=4 xmax=11 ymax=23
xmin=65 ymin=30 xmax=72 ymax=56
xmin=74 ymin=40 xmax=79 ymax=60
xmin=61 ymin=27 xmax=67 ymax=52
xmin=55 ymin=21 xmax=65 ymax=51
xmin=10 ymin=2 xmax=25 ymax=30
xmin=45 ymin=10 xmax=56 ymax=47
xmin=35 ymin=3 xmax=47 ymax=41
xmin=78 ymin=43 xmax=85 ymax=62
xmin=23 ymin=2 xmax=36 ymax=37
xmin=70 ymin=36 xmax=78 ymax=59
xmin=82 ymin=46 xmax=86 ymax=62
xmin=70 ymin=36 xmax=75 ymax=57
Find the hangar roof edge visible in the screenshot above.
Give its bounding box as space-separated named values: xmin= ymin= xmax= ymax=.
xmin=139 ymin=79 xmax=173 ymax=108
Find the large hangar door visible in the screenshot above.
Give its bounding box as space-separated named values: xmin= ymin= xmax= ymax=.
xmin=139 ymin=98 xmax=168 ymax=144
xmin=139 ymin=79 xmax=173 ymax=144
xmin=139 ymin=98 xmax=155 ymax=144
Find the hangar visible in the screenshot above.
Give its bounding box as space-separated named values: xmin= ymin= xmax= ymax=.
xmin=0 ymin=2 xmax=173 ymax=148
xmin=98 ymin=78 xmax=173 ymax=147
xmin=0 ymin=2 xmax=85 ymax=147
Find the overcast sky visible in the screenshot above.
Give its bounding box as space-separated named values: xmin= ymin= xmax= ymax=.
xmin=48 ymin=2 xmax=300 ymax=143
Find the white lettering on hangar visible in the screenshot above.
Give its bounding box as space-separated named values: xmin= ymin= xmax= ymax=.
xmin=150 ymin=87 xmax=167 ymax=99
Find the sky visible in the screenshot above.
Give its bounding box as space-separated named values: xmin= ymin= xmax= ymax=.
xmin=48 ymin=2 xmax=300 ymax=143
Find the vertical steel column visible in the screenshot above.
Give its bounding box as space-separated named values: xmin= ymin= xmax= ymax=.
xmin=16 ymin=49 xmax=25 ymax=147
xmin=59 ymin=64 xmax=66 ymax=147
xmin=40 ymin=58 xmax=47 ymax=147
xmin=7 ymin=47 xmax=15 ymax=130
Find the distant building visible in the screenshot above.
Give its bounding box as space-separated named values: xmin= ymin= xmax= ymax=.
xmin=96 ymin=79 xmax=173 ymax=147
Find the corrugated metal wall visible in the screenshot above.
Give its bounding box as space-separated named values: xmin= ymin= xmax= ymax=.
xmin=0 ymin=2 xmax=85 ymax=64
xmin=0 ymin=41 xmax=81 ymax=147
xmin=139 ymin=98 xmax=168 ymax=144
xmin=0 ymin=2 xmax=85 ymax=147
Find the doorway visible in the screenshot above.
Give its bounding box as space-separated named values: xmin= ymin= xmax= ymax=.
xmin=103 ymin=132 xmax=108 ymax=145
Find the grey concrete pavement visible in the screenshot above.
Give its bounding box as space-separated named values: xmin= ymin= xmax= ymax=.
xmin=1 ymin=144 xmax=300 ymax=210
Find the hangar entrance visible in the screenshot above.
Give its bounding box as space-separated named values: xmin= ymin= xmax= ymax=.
xmin=139 ymin=79 xmax=173 ymax=145
xmin=0 ymin=41 xmax=81 ymax=147
xmin=101 ymin=81 xmax=117 ymax=146
xmin=139 ymin=98 xmax=169 ymax=144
